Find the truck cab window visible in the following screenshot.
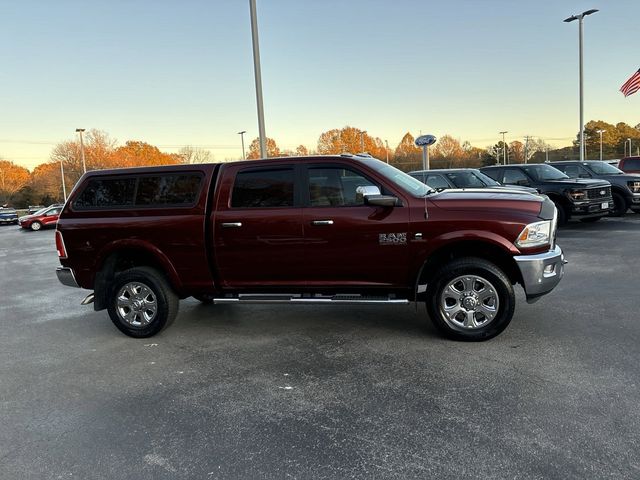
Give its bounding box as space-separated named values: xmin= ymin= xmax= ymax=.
xmin=308 ymin=168 xmax=377 ymax=206
xmin=231 ymin=168 xmax=294 ymax=208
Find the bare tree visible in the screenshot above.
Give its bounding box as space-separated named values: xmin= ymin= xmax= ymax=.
xmin=178 ymin=146 xmax=214 ymax=164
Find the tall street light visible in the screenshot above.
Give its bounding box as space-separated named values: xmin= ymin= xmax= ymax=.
xmin=76 ymin=128 xmax=86 ymax=173
xmin=596 ymin=129 xmax=605 ymax=161
xmin=499 ymin=131 xmax=508 ymax=164
xmin=249 ymin=0 xmax=267 ymax=158
xmin=60 ymin=159 xmax=67 ymax=202
xmin=385 ymin=140 xmax=390 ymax=164
xmin=564 ymin=8 xmax=598 ymax=162
xmin=238 ymin=131 xmax=247 ymax=160
xmin=360 ymin=130 xmax=366 ymax=153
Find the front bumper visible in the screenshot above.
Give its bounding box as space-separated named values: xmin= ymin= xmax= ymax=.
xmin=514 ymin=245 xmax=565 ymax=304
xmin=570 ymin=198 xmax=613 ymax=218
xmin=56 ymin=267 xmax=80 ymax=288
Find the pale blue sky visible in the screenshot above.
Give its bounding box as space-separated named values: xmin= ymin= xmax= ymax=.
xmin=1 ymin=0 xmax=639 ymax=169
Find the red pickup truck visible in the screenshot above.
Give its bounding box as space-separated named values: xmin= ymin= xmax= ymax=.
xmin=55 ymin=154 xmax=565 ymax=341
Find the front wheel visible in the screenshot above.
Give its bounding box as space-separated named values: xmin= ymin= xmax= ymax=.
xmin=107 ymin=266 xmax=179 ymax=338
xmin=610 ymin=192 xmax=628 ymax=217
xmin=30 ymin=221 xmax=42 ymax=231
xmin=426 ymin=257 xmax=515 ymax=341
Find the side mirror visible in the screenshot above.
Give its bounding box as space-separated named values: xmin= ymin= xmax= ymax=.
xmin=579 ymin=173 xmax=591 ymax=178
xmin=355 ymin=185 xmax=398 ymax=207
xmin=516 ymin=179 xmax=530 ymax=186
xmin=365 ymin=195 xmax=399 ymax=207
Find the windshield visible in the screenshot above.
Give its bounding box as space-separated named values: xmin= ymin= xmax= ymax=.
xmin=32 ymin=207 xmax=49 ymax=216
xmin=360 ymin=159 xmax=434 ymax=196
xmin=445 ymin=170 xmax=500 ymax=188
xmin=587 ymin=161 xmax=624 ymax=175
xmin=522 ymin=164 xmax=568 ymax=181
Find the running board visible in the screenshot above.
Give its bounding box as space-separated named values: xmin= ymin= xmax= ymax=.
xmin=213 ymin=293 xmax=409 ymax=305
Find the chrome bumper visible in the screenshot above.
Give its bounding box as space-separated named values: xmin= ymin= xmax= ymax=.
xmin=514 ymin=245 xmax=565 ymax=304
xmin=56 ymin=267 xmax=80 ymax=288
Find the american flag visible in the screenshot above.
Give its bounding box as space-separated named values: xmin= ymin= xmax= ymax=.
xmin=620 ymin=68 xmax=640 ymax=97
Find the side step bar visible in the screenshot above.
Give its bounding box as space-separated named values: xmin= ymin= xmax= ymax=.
xmin=213 ymin=293 xmax=409 ymax=305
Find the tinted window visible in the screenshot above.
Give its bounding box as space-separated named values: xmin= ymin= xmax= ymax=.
xmin=502 ymin=169 xmax=530 ymax=185
xmin=556 ymin=165 xmax=581 ymax=178
xmin=623 ymin=158 xmax=640 ymax=169
xmin=308 ymin=167 xmax=377 ymax=206
xmin=445 ymin=171 xmax=489 ymax=188
xmin=75 ymin=178 xmax=136 ymax=209
xmin=521 ymin=164 xmax=568 ymax=181
xmin=588 ymin=161 xmax=623 ymax=175
xmin=425 ymin=175 xmax=450 ymax=189
xmin=481 ymin=168 xmax=502 ymax=181
xmin=232 ymin=168 xmax=294 ymax=208
xmin=136 ymin=174 xmax=202 ymax=206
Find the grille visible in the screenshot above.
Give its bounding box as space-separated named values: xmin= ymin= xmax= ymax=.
xmin=586 ymin=186 xmax=611 ymax=199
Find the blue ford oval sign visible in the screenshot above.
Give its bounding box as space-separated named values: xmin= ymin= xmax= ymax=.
xmin=415 ymin=134 xmax=437 ymax=147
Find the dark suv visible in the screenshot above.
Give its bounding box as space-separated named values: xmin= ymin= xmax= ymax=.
xmin=551 ymin=161 xmax=640 ymax=215
xmin=480 ymin=164 xmax=613 ymax=225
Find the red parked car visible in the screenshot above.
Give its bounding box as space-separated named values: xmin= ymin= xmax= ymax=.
xmin=618 ymin=156 xmax=640 ymax=174
xmin=19 ymin=204 xmax=63 ymax=231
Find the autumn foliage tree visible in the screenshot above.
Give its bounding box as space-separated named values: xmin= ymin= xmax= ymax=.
xmin=317 ymin=126 xmax=387 ymax=159
xmin=0 ymin=159 xmax=30 ymax=204
xmin=247 ymin=137 xmax=281 ymax=159
xmin=111 ymin=141 xmax=180 ymax=167
xmin=392 ymin=132 xmax=422 ymax=171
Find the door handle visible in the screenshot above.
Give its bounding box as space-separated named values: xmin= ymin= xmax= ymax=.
xmin=221 ymin=222 xmax=242 ymax=228
xmin=312 ymin=220 xmax=334 ymax=226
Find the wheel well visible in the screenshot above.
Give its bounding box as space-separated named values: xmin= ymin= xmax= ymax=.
xmin=546 ymin=192 xmax=570 ymax=209
xmin=417 ymin=241 xmax=522 ymax=294
xmin=93 ymin=248 xmax=173 ymax=311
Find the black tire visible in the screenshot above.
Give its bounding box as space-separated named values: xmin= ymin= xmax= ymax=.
xmin=30 ymin=221 xmax=42 ymax=231
xmin=426 ymin=257 xmax=515 ymax=341
xmin=107 ymin=266 xmax=179 ymax=338
xmin=553 ymin=202 xmax=568 ymax=226
xmin=610 ymin=192 xmax=628 ymax=217
xmin=192 ymin=294 xmax=214 ymax=304
xmin=580 ymin=216 xmax=602 ymax=223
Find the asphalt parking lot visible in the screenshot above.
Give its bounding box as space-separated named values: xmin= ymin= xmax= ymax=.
xmin=1 ymin=218 xmax=639 ymax=479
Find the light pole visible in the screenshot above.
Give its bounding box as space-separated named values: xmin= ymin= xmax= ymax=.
xmin=360 ymin=130 xmax=366 ymax=153
xmin=238 ymin=131 xmax=247 ymax=160
xmin=596 ymin=129 xmax=605 ymax=161
xmin=76 ymin=128 xmax=86 ymax=173
xmin=249 ymin=0 xmax=267 ymax=158
xmin=499 ymin=131 xmax=508 ymax=165
xmin=564 ymin=9 xmax=598 ymax=162
xmin=60 ymin=159 xmax=67 ymax=202
xmin=385 ymin=140 xmax=389 ymax=164
xmin=628 ymin=138 xmax=632 ymax=157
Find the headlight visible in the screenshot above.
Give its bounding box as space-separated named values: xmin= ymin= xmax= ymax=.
xmin=628 ymin=181 xmax=640 ymax=193
xmin=515 ymin=220 xmax=552 ymax=248
xmin=569 ymin=189 xmax=586 ymax=200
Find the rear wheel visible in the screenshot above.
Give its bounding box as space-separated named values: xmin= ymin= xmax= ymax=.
xmin=426 ymin=257 xmax=515 ymax=341
xmin=30 ymin=221 xmax=42 ymax=231
xmin=107 ymin=266 xmax=179 ymax=338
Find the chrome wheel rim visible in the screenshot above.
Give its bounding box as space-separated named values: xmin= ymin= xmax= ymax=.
xmin=439 ymin=275 xmax=500 ymax=331
xmin=116 ymin=282 xmax=158 ymax=327
xmin=31 ymin=222 xmax=41 ymax=231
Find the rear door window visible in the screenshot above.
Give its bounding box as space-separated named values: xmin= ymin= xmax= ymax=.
xmin=231 ymin=168 xmax=295 ymax=208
